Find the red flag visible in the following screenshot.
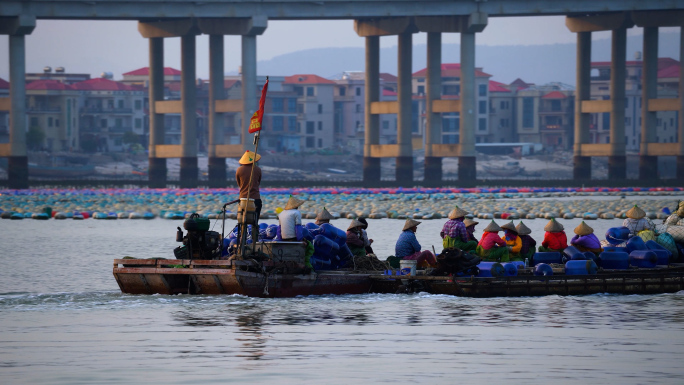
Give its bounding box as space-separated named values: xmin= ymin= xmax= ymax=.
xmin=249 ymin=78 xmax=269 ymax=134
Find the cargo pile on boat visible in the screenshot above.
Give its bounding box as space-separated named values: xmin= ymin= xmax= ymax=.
xmin=0 ymin=187 xmax=681 ymax=221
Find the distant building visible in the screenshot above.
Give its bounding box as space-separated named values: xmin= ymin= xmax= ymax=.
xmin=515 ymin=82 xmax=575 ymax=149
xmin=0 ymin=78 xmax=8 ymax=143
xmin=590 ymin=58 xmax=679 ymax=150
xmin=25 ymin=79 xmax=81 ymax=152
xmin=412 ymin=63 xmax=492 ymax=146
xmin=73 ymin=77 xmax=146 ymax=152
xmin=283 ymin=74 xmax=336 ymax=151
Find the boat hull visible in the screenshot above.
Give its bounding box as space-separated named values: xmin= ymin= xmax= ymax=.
xmin=113 ymin=259 xmax=684 ymax=298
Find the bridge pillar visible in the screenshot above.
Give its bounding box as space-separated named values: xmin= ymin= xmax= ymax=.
xmin=567 ymin=13 xmax=633 ymax=181
xmin=458 ymin=30 xmax=477 ymax=181
xmin=242 ymin=34 xmax=257 ymax=154
xmin=396 ymin=31 xmax=414 ymax=185
xmin=639 ymin=27 xmax=659 ymax=180
xmin=179 ymin=34 xmax=199 ymax=188
xmin=0 ymin=16 xmax=35 ymax=189
xmin=679 ymin=27 xmax=684 ymax=180
xmin=147 ymin=37 xmax=167 ymax=188
xmin=207 ymin=34 xmax=226 ymax=187
xmin=424 ymin=32 xmax=442 ymax=185
xmin=609 ymin=26 xmax=627 ymax=180
xmin=363 ymin=36 xmax=381 ymax=184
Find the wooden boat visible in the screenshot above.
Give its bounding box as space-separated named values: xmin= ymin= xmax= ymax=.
xmin=112 ymin=253 xmax=684 ymax=298
xmin=483 ymin=161 xmax=524 ymax=177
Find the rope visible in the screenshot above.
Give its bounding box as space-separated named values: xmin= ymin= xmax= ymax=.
xmin=350 ymin=253 xmax=390 ymax=272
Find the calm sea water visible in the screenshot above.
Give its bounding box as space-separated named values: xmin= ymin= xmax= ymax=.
xmin=1 ymin=216 xmax=684 ymax=384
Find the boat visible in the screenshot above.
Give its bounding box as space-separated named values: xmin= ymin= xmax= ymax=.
xmin=113 ymin=204 xmax=684 ymax=298
xmin=112 ymin=256 xmax=684 ymax=297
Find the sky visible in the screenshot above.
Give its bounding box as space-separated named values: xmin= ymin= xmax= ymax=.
xmin=0 ymin=16 xmax=677 ymax=80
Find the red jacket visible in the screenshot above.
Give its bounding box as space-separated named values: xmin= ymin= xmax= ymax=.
xmin=541 ymin=231 xmax=567 ymax=250
xmin=478 ymin=232 xmax=507 ymax=249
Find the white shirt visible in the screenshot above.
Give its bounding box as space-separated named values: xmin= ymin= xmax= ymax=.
xmin=279 ymin=209 xmax=301 ymax=239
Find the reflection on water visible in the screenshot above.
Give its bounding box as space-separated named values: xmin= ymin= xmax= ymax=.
xmin=1 ymin=219 xmax=684 ymax=383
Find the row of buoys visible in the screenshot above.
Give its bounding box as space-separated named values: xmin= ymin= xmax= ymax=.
xmin=0 ymin=209 xmax=156 ymax=220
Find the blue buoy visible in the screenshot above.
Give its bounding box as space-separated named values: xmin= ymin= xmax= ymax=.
xmin=534 ymin=263 xmax=554 ymax=276
xmin=502 ymin=262 xmax=518 ymax=276
xmin=629 ymin=250 xmax=657 ymax=268
xmin=477 ymin=262 xmax=505 ymax=278
xmin=599 ymin=251 xmax=629 ymax=269
xmin=533 ymin=252 xmax=562 ymax=265
xmin=565 ymin=260 xmax=598 ymax=275
xmin=626 ymin=236 xmax=647 ymax=253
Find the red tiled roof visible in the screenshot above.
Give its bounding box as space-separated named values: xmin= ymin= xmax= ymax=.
xmin=657 ymin=63 xmax=680 ymax=79
xmin=224 ymin=79 xmax=240 ymax=89
xmin=380 ymin=73 xmax=398 ymax=82
xmin=542 ymin=91 xmax=567 ymax=99
xmin=489 ymin=80 xmax=510 ymax=93
xmin=26 ymin=80 xmax=74 ymax=91
xmin=0 ymin=78 xmax=8 ymax=89
xmin=71 ymin=77 xmax=139 ymax=91
xmin=383 ymin=89 xmax=397 ymax=96
xmin=412 ymin=63 xmax=491 ymax=78
xmin=122 ymin=67 xmax=182 ymax=76
xmin=284 ymin=74 xmax=336 ymax=85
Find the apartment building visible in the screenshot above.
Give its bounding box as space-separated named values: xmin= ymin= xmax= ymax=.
xmin=590 ymin=58 xmax=679 ymax=150
xmin=283 ymin=74 xmax=336 ymax=151
xmin=25 ymin=79 xmax=81 ymax=152
xmin=514 ymin=82 xmax=575 ymax=149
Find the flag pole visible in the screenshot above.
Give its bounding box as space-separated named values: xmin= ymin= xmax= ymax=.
xmin=243 ymin=76 xmax=268 ymax=257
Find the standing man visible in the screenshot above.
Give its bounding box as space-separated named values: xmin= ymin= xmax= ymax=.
xmin=236 ymin=150 xmax=263 ymax=222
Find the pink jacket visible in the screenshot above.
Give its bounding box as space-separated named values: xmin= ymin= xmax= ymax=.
xmin=478 ymin=232 xmax=507 ymax=249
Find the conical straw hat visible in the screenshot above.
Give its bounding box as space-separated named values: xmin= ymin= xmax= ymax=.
xmin=284 ymin=195 xmax=305 ymax=210
xmin=238 ymin=150 xmax=262 ymax=165
xmin=448 ymin=206 xmax=468 ymax=219
xmin=500 ymin=220 xmax=517 ymax=232
xmin=464 ymin=218 xmax=479 ymax=228
xmin=574 ymin=221 xmax=594 ymax=236
xmin=347 ymin=219 xmax=364 ymax=230
xmin=316 ymin=207 xmax=334 ymax=221
xmin=402 ymin=218 xmax=422 ymax=231
xmin=626 ymin=205 xmax=646 ymax=219
xmin=515 ymin=221 xmax=532 ymax=236
xmin=482 ymin=220 xmax=502 ymax=233
xmin=544 ymin=218 xmax=564 ymax=232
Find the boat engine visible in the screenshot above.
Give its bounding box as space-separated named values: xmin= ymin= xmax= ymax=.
xmin=174 ymin=213 xmax=221 ymax=260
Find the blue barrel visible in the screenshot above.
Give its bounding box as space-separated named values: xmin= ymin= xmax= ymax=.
xmin=649 ymin=249 xmax=671 ymax=265
xmin=477 ymin=262 xmax=505 ymax=278
xmin=502 ymin=263 xmax=518 ymax=277
xmin=645 ymin=240 xmax=667 ymax=252
xmin=301 ymin=227 xmax=314 ymax=242
xmin=313 ymin=234 xmax=340 ymax=258
xmin=509 ymin=261 xmax=525 ymax=270
xmin=605 ymin=226 xmax=630 ymax=245
xmin=337 ymin=244 xmax=353 ymax=267
xmin=563 ymin=246 xmax=585 ymax=261
xmin=603 ymin=246 xmax=628 ymax=253
xmin=311 ymin=255 xmax=333 ymax=270
xmin=533 ymin=252 xmax=562 ymax=265
xmin=583 ymin=252 xmax=601 ymax=265
xmin=265 ymin=225 xmax=278 ymax=239
xmin=305 ymin=222 xmax=319 ymax=230
xmin=565 ymin=260 xmax=598 ymax=275
xmin=629 ymin=250 xmax=657 ymax=268
xmin=319 ymin=223 xmax=347 ymax=247
xmin=599 ymin=251 xmax=629 ymax=269
xmin=534 ymin=263 xmax=554 ymax=276
xmin=626 ymin=236 xmax=647 ymax=253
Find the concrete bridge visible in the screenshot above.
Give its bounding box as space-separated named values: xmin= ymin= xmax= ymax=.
xmin=1 ymin=0 xmax=684 ymax=188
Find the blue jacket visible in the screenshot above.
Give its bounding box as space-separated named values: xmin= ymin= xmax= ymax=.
xmin=395 ymin=230 xmax=421 ymax=258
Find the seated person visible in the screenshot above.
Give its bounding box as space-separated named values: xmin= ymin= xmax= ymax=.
xmin=395 ymin=219 xmax=437 ymax=268
xmin=358 ymin=217 xmax=374 ymax=255
xmin=279 ymin=195 xmax=305 ymax=241
xmin=538 ymin=218 xmax=567 ymax=252
xmin=346 ymin=219 xmax=367 ymax=257
xmin=315 ymin=207 xmax=334 ymax=225
xmin=515 ymin=221 xmax=536 ymax=261
xmin=571 ymin=221 xmax=603 ymax=256
xmin=500 ymin=221 xmax=523 ymax=261
xmin=622 ymin=205 xmax=655 ymax=236
xmin=440 ymin=206 xmax=477 ymax=252
xmin=464 ymin=218 xmax=480 ymax=243
xmin=476 ymin=220 xmax=510 ymax=263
